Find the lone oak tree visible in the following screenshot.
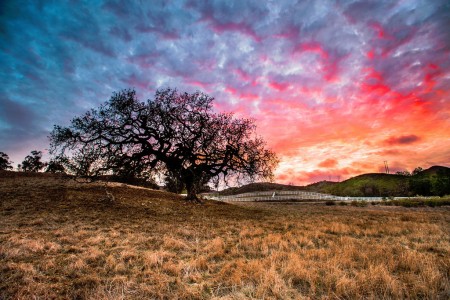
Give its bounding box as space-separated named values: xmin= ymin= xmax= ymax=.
xmin=50 ymin=88 xmax=278 ymax=201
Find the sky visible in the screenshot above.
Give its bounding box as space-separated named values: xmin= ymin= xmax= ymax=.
xmin=1 ymin=0 xmax=449 ymax=185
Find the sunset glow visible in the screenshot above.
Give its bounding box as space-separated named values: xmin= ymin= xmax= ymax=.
xmin=1 ymin=1 xmax=449 ymax=184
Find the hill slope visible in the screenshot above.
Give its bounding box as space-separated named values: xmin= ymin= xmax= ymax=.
xmin=321 ymin=173 xmax=409 ymax=197
xmin=305 ymin=180 xmax=338 ymax=192
xmin=1 ymin=171 xmax=449 ymax=299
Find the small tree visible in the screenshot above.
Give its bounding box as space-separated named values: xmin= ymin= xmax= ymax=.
xmin=412 ymin=167 xmax=423 ymax=176
xmin=0 ymin=152 xmax=13 ymax=170
xmin=50 ymin=88 xmax=278 ymax=201
xmin=396 ymin=170 xmax=411 ymax=176
xmin=20 ymin=150 xmax=46 ymax=172
xmin=45 ymin=158 xmax=66 ymax=173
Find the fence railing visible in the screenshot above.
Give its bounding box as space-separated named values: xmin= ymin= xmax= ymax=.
xmin=203 ymin=190 xmax=384 ymax=202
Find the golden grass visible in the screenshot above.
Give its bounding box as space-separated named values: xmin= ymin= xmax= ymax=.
xmin=0 ymin=172 xmax=449 ymax=299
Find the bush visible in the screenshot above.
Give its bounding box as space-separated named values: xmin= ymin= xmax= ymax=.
xmin=351 ymin=200 xmax=368 ymax=207
xmin=325 ymin=200 xmax=336 ymax=206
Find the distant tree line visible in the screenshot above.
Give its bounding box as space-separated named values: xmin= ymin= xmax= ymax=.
xmin=395 ymin=167 xmax=423 ymax=177
xmin=0 ymin=150 xmax=65 ymax=173
xmin=407 ymin=169 xmax=450 ymax=197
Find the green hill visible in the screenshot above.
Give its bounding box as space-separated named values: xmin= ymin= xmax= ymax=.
xmin=305 ymin=180 xmax=338 ymax=192
xmin=219 ymin=166 xmax=450 ymax=197
xmin=321 ymin=173 xmax=409 ymax=197
xmin=317 ymin=166 xmax=450 ymax=197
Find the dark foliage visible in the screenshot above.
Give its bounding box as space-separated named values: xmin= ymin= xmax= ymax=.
xmin=165 ymin=170 xmax=184 ymax=194
xmin=431 ymin=169 xmax=450 ymax=197
xmin=45 ymin=158 xmax=66 ymax=173
xmin=409 ymin=176 xmax=432 ymax=196
xmin=412 ymin=167 xmax=423 ymax=176
xmin=0 ymin=152 xmax=13 ymax=170
xmin=19 ymin=150 xmax=46 ymax=172
xmin=50 ymin=88 xmax=278 ymax=200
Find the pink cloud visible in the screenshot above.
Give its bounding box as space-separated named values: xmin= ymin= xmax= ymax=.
xmin=294 ymin=42 xmax=329 ymax=59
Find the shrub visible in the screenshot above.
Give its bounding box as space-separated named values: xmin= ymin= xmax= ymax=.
xmin=351 ymin=200 xmax=368 ymax=207
xmin=325 ymin=200 xmax=336 ymax=206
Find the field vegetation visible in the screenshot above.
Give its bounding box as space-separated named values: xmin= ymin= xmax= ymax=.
xmin=1 ymin=171 xmax=449 ymax=299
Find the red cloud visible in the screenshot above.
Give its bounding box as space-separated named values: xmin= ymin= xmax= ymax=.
xmin=268 ymin=81 xmax=289 ymax=91
xmin=384 ymin=135 xmax=421 ymax=146
xmin=374 ymin=149 xmax=402 ymax=156
xmin=318 ymin=158 xmax=338 ymax=168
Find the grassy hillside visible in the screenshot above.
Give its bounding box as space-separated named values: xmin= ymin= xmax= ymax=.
xmin=322 ymin=173 xmax=409 ymax=197
xmin=321 ymin=166 xmax=450 ymax=197
xmin=305 ymin=180 xmax=338 ymax=192
xmin=1 ymin=171 xmax=449 ymax=299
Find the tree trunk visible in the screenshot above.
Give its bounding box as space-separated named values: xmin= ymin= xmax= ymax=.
xmin=185 ymin=177 xmax=203 ymax=203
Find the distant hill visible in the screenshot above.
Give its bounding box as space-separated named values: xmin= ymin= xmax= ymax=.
xmin=418 ymin=165 xmax=449 ymax=176
xmin=219 ymin=166 xmax=450 ymax=197
xmin=219 ymin=182 xmax=305 ymax=196
xmin=319 ymin=173 xmax=409 ymax=197
xmin=305 ymin=180 xmax=338 ymax=192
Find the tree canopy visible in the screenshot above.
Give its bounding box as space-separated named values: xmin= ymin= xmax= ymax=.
xmin=50 ymin=88 xmax=278 ymax=200
xmin=45 ymin=159 xmax=66 ymax=173
xmin=19 ymin=150 xmax=46 ymax=172
xmin=0 ymin=152 xmax=13 ymax=170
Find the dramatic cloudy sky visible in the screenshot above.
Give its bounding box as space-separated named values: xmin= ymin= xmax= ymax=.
xmin=1 ymin=0 xmax=449 ymax=184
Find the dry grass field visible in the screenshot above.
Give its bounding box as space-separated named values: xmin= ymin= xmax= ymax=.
xmin=1 ymin=171 xmax=449 ymax=299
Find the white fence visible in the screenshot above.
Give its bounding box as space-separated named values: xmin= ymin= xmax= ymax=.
xmin=204 ymin=190 xmax=383 ymax=202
